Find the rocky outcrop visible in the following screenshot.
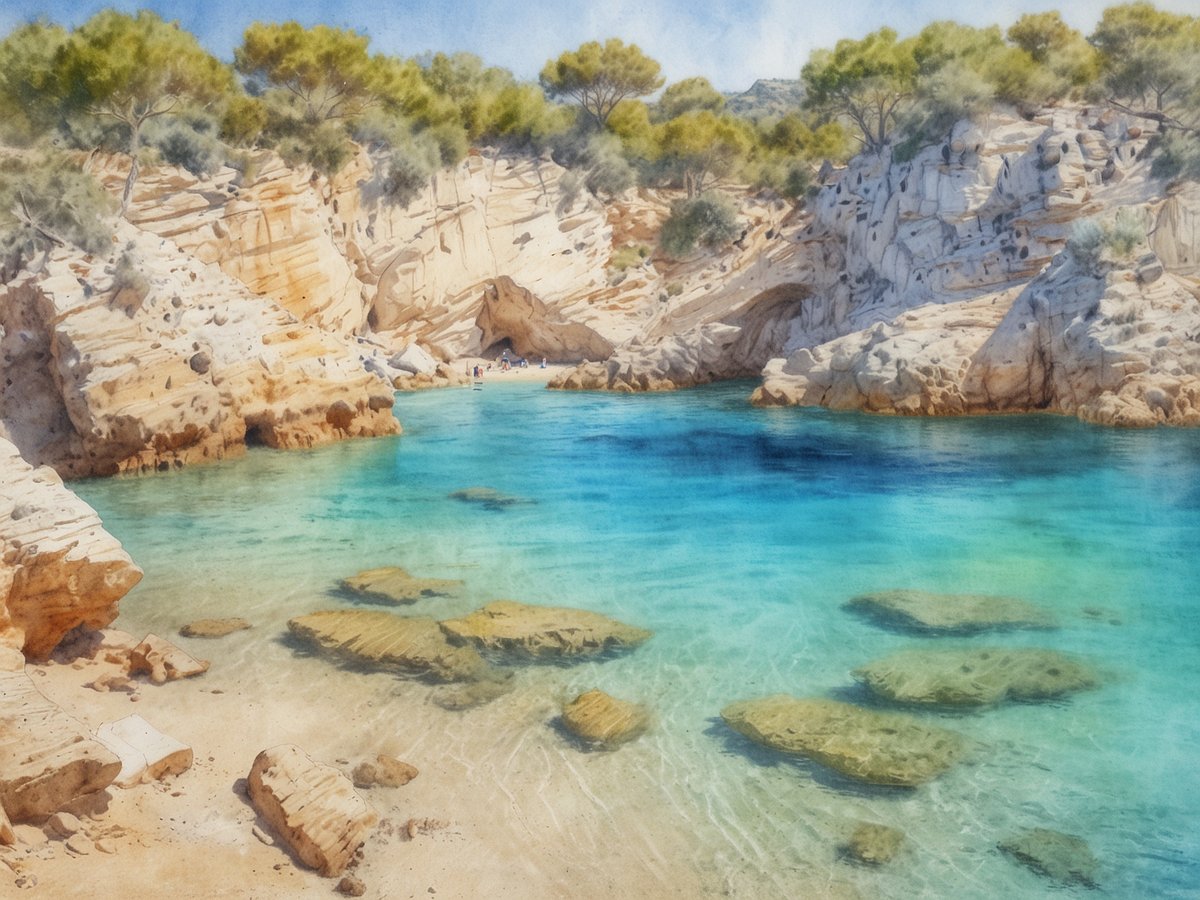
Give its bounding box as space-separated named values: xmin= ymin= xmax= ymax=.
xmin=853 ymin=648 xmax=1098 ymax=706
xmin=338 ymin=567 xmax=462 ymax=605
xmin=475 ymin=276 xmax=614 ymax=362
xmin=844 ymin=590 xmax=1055 ymax=635
xmin=0 ymin=650 xmax=121 ymax=822
xmin=560 ymin=689 xmax=650 ymax=748
xmin=0 ymin=221 xmax=399 ymax=477
xmin=720 ymin=695 xmax=968 ymax=787
xmin=247 ymin=744 xmax=378 ymax=878
xmin=439 ymin=600 xmax=652 ymax=660
xmin=0 ymin=438 xmax=142 ymax=659
xmin=287 ymin=609 xmax=489 ymax=682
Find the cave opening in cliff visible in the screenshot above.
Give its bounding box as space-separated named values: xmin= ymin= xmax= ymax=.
xmin=244 ymin=424 xmax=267 ymax=447
xmin=480 ymin=337 xmax=516 ymax=361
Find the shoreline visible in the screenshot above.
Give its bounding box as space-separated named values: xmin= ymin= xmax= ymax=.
xmin=450 ymin=357 xmax=571 ymax=386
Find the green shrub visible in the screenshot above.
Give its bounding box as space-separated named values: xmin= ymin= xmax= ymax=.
xmin=1067 ymin=218 xmax=1105 ymax=271
xmin=609 ymin=244 xmax=650 ymax=271
xmin=1151 ymin=131 xmax=1200 ymax=184
xmin=111 ymin=249 xmax=149 ymax=297
xmin=659 ymin=191 xmax=740 ymax=258
xmin=1067 ymin=209 xmax=1145 ymax=273
xmin=1106 ymin=208 xmax=1144 ymax=259
xmin=145 ymin=115 xmax=223 ymax=177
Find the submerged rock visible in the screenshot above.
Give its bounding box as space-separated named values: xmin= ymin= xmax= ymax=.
xmin=179 ymin=617 xmax=251 ymax=638
xmin=560 ymin=689 xmax=650 ymax=749
xmin=248 ymin=744 xmax=378 ymax=878
xmin=352 ymin=755 xmax=418 ymax=789
xmin=439 ymin=600 xmax=651 ymax=660
xmin=720 ymin=695 xmax=967 ymax=787
xmin=448 ymin=487 xmax=532 ymax=510
xmin=431 ymin=672 xmax=515 ymax=710
xmin=854 ymin=647 xmax=1098 ymax=706
xmin=842 ymin=821 xmax=905 ymax=865
xmin=288 ymin=609 xmax=488 ymax=682
xmin=998 ymin=827 xmax=1100 ymax=887
xmin=845 ymin=590 xmax=1056 ymax=635
xmin=339 ymin=566 xmax=462 ymax=605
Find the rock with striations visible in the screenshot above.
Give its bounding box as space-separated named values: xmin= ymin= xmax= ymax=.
xmin=128 ymin=634 xmax=210 ymax=684
xmin=247 ymin=744 xmax=378 ymax=877
xmin=560 ymin=689 xmax=650 ymax=748
xmin=93 ymin=714 xmax=193 ymax=788
xmin=0 ymin=652 xmax=121 ymax=822
xmin=475 ymin=276 xmax=614 ymax=363
xmin=854 ymin=647 xmax=1098 ymax=706
xmin=844 ymin=589 xmax=1056 ymax=635
xmin=998 ymin=827 xmax=1100 ymax=887
xmin=440 ymin=600 xmax=652 ymax=660
xmin=339 ymin=567 xmax=462 ymax=605
xmin=0 ymin=438 xmax=143 ymax=660
xmin=288 ymin=609 xmax=488 ymax=682
xmin=721 ymin=695 xmax=967 ymax=787
xmin=179 ymin=617 xmax=252 ymax=638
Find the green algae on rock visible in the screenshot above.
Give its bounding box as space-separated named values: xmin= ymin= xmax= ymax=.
xmin=998 ymin=828 xmax=1100 ymax=888
xmin=720 ymin=695 xmax=967 ymax=787
xmin=339 ymin=566 xmax=463 ymax=605
xmin=561 ymin=689 xmax=650 ymax=749
xmin=439 ymin=600 xmax=651 ymax=660
xmin=287 ymin=610 xmax=488 ymax=682
xmin=842 ymin=821 xmax=905 ymax=865
xmin=854 ymin=647 xmax=1098 ymax=706
xmin=845 ymin=589 xmax=1056 ymax=635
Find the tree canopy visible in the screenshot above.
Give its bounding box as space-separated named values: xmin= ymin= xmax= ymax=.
xmin=540 ymin=39 xmax=664 ymax=129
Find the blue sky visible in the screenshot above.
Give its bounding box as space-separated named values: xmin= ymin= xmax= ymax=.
xmin=2 ymin=0 xmax=1197 ymax=91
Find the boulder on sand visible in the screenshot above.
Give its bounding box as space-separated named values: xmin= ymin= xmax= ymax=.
xmin=845 ymin=590 xmax=1055 ymax=635
xmin=248 ymin=744 xmax=378 ymax=877
xmin=128 ymin=634 xmax=210 ymax=683
xmin=440 ymin=600 xmax=651 ymax=660
xmin=854 ymin=647 xmax=1098 ymax=706
xmin=560 ymin=689 xmax=650 ymax=748
xmin=720 ymin=695 xmax=967 ymax=787
xmin=288 ymin=609 xmax=488 ymax=682
xmin=94 ymin=714 xmax=193 ymax=787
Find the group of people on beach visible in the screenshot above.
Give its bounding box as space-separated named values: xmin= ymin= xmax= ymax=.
xmin=470 ymin=350 xmax=548 ymax=379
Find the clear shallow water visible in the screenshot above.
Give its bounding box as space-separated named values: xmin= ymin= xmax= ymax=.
xmin=76 ymin=382 xmax=1200 ymax=898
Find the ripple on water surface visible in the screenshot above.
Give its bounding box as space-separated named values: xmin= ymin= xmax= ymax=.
xmin=76 ymin=382 xmax=1200 ymax=898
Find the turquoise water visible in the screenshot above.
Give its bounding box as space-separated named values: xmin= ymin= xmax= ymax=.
xmin=76 ymin=383 xmax=1200 ymax=898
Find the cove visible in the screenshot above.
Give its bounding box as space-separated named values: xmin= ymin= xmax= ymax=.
xmin=74 ymin=382 xmax=1200 ymax=898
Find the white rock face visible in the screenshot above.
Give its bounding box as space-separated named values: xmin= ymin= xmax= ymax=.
xmin=752 ymin=109 xmax=1200 ymax=425
xmin=94 ymin=714 xmax=193 ymax=788
xmin=0 ymin=437 xmax=142 ymax=659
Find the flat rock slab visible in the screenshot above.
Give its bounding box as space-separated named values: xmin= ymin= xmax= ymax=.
xmin=129 ymin=634 xmax=210 ymax=683
xmin=179 ymin=617 xmax=251 ymax=638
xmin=998 ymin=828 xmax=1100 ymax=887
xmin=854 ymin=647 xmax=1098 ymax=706
xmin=288 ymin=610 xmax=488 ymax=682
xmin=440 ymin=600 xmax=651 ymax=660
xmin=248 ymin=744 xmax=378 ymax=878
xmin=845 ymin=590 xmax=1056 ymax=635
xmin=94 ymin=714 xmax=193 ymax=788
xmin=720 ymin=695 xmax=968 ymax=787
xmin=339 ymin=567 xmax=462 ymax=605
xmin=448 ymin=487 xmax=533 ymax=510
xmin=561 ymin=689 xmax=650 ymax=748
xmin=0 ymin=667 xmax=120 ymax=822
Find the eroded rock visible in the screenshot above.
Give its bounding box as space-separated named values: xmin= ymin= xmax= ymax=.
xmin=351 ymin=755 xmax=418 ymax=789
xmin=128 ymin=634 xmax=210 ymax=684
xmin=845 ymin=590 xmax=1055 ymax=635
xmin=560 ymin=689 xmax=650 ymax=749
xmin=854 ymin=647 xmax=1098 ymax=706
xmin=440 ymin=600 xmax=651 ymax=660
xmin=842 ymin=821 xmax=905 ymax=865
xmin=339 ymin=567 xmax=462 ymax=605
xmin=247 ymin=744 xmax=378 ymax=878
xmin=720 ymin=695 xmax=967 ymax=787
xmin=288 ymin=610 xmax=488 ymax=682
xmin=94 ymin=714 xmax=193 ymax=787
